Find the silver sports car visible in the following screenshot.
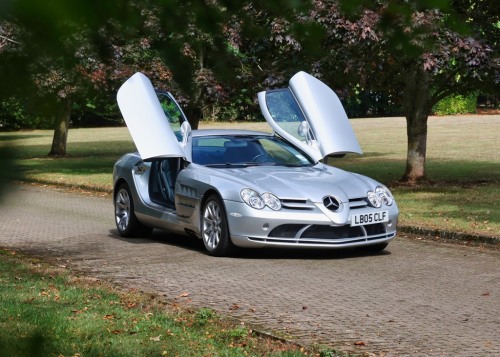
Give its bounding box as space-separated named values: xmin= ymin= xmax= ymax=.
xmin=113 ymin=71 xmax=398 ymax=256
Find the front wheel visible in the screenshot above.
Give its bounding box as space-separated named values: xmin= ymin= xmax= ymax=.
xmin=114 ymin=183 xmax=152 ymax=238
xmin=201 ymin=194 xmax=234 ymax=257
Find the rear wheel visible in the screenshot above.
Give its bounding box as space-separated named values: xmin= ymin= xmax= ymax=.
xmin=201 ymin=194 xmax=233 ymax=257
xmin=114 ymin=183 xmax=152 ymax=237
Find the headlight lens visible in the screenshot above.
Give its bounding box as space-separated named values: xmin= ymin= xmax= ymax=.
xmin=367 ymin=186 xmax=394 ymax=208
xmin=240 ymin=189 xmax=281 ymax=210
xmin=367 ymin=191 xmax=382 ymax=208
xmin=241 ymin=188 xmax=265 ymax=209
xmin=375 ymin=186 xmax=394 ymax=206
xmin=262 ymin=192 xmax=282 ymax=210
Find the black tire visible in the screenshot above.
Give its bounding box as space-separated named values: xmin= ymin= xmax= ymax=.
xmin=114 ymin=183 xmax=152 ymax=237
xmin=201 ymin=194 xmax=234 ymax=257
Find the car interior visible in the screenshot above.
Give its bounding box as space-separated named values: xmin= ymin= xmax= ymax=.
xmin=148 ymin=158 xmax=182 ymax=208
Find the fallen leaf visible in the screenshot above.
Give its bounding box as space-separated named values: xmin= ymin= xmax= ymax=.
xmin=111 ymin=330 xmax=123 ymax=334
xmin=302 ymin=306 xmax=308 ymax=310
xmin=481 ymin=291 xmax=490 ymax=296
xmin=354 ymin=340 xmax=366 ymax=346
xmin=229 ymin=303 xmax=240 ymax=310
xmin=149 ymin=335 xmax=161 ymax=342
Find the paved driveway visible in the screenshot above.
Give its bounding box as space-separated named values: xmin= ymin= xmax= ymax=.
xmin=0 ymin=184 xmax=498 ymax=356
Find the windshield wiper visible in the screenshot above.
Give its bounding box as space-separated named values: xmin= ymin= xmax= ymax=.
xmin=205 ymin=162 xmax=276 ymax=168
xmin=283 ymin=163 xmax=311 ymax=167
xmin=204 ymin=163 xmax=257 ymax=168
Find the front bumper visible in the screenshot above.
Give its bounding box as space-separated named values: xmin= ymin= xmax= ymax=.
xmin=224 ymin=200 xmax=398 ymax=249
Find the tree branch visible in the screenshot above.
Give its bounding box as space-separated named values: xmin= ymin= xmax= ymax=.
xmin=0 ymin=34 xmax=20 ymax=45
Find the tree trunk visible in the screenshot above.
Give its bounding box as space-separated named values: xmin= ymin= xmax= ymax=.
xmin=184 ymin=106 xmax=201 ymax=129
xmin=185 ymin=45 xmax=205 ymax=130
xmin=48 ymin=99 xmax=72 ymax=156
xmin=401 ymin=63 xmax=432 ymax=183
xmin=403 ymin=111 xmax=428 ymax=182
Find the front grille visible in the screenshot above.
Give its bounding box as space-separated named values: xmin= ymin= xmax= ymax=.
xmin=280 ymin=199 xmax=315 ymax=210
xmin=301 ymin=225 xmax=364 ymax=239
xmin=259 ymin=223 xmax=390 ymax=245
xmin=268 ymin=224 xmax=304 ymax=238
xmin=349 ymin=197 xmax=369 ymax=210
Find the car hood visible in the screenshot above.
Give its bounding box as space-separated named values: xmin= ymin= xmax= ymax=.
xmin=203 ymin=164 xmax=374 ymax=203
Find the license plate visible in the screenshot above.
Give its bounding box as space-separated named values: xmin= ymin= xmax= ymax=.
xmin=350 ymin=210 xmax=389 ymax=227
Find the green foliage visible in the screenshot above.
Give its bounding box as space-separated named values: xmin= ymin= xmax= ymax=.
xmin=223 ymin=326 xmax=249 ymax=340
xmin=343 ymin=90 xmax=403 ymax=118
xmin=194 ymin=308 xmax=215 ymax=326
xmin=71 ymin=99 xmax=122 ymax=128
xmin=433 ymin=92 xmax=478 ymax=115
xmin=0 ymin=97 xmax=52 ymax=130
xmin=216 ymin=89 xmax=259 ymax=122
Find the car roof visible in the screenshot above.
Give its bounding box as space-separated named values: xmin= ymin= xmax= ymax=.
xmin=192 ymin=129 xmax=273 ymax=137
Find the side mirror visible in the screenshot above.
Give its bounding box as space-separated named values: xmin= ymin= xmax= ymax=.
xmin=297 ymin=121 xmax=310 ymax=138
xmin=180 ymin=121 xmax=191 ymax=147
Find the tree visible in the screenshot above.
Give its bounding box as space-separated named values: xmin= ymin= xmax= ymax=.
xmin=246 ymin=0 xmax=499 ymax=182
xmin=0 ymin=1 xmax=136 ymax=155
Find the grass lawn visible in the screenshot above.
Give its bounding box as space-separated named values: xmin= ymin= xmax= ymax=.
xmin=1 ymin=115 xmax=499 ymax=237
xmin=0 ymin=249 xmax=319 ymax=357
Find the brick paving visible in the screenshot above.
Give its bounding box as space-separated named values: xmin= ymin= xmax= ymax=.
xmin=0 ymin=184 xmax=498 ymax=356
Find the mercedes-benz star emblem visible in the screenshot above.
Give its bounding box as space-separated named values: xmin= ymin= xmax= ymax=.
xmin=323 ymin=196 xmax=341 ymax=212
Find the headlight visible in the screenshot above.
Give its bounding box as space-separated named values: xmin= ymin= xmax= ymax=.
xmin=241 ymin=188 xmax=265 ymax=209
xmin=367 ymin=191 xmax=382 ymax=208
xmin=240 ymin=189 xmax=281 ymax=210
xmin=262 ymin=192 xmax=282 ymax=210
xmin=375 ymin=186 xmax=394 ymax=206
xmin=367 ymin=186 xmax=394 ymax=208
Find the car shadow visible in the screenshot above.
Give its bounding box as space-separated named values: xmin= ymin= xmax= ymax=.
xmin=108 ymin=229 xmax=206 ymax=253
xmin=108 ymin=229 xmax=391 ymax=260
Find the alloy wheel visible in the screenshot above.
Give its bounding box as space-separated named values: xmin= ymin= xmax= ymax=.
xmin=115 ymin=188 xmax=131 ymax=232
xmin=202 ymin=200 xmax=222 ymax=251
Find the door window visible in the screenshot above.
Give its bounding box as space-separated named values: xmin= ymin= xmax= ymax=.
xmin=157 ymin=92 xmax=186 ymax=142
xmin=264 ymin=89 xmax=310 ymax=141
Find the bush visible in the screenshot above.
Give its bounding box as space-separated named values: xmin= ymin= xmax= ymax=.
xmin=0 ymin=97 xmax=52 ymax=131
xmin=433 ymin=93 xmax=477 ymax=115
xmin=342 ymin=89 xmax=403 ymax=118
xmin=71 ymin=100 xmax=123 ymax=128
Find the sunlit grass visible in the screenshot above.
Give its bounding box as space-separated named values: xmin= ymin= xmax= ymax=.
xmin=394 ymin=184 xmax=498 ymax=236
xmin=1 ymin=115 xmax=499 ymax=237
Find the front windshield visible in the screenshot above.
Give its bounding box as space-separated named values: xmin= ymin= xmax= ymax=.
xmin=192 ymin=135 xmax=313 ymax=167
